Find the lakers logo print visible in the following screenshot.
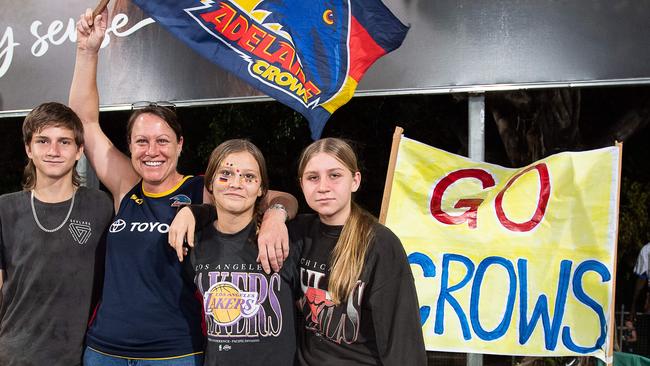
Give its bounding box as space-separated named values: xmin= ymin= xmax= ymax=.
xmin=109 ymin=219 xmax=126 ymax=233
xmin=69 ymin=220 xmax=92 ymax=245
xmin=204 ymin=282 xmax=260 ymax=326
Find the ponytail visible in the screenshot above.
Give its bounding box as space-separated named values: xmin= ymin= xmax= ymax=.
xmin=328 ymin=202 xmax=376 ymax=304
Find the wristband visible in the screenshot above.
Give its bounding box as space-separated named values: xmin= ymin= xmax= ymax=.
xmin=267 ymin=203 xmax=288 ymax=222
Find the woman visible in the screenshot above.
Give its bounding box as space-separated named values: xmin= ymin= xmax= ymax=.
xmin=70 ymin=8 xmax=294 ymax=365
xmin=172 ymin=138 xmax=426 ymax=365
xmin=187 ymin=139 xmax=299 ymax=365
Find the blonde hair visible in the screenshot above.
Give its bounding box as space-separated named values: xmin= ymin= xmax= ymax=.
xmin=298 ymin=138 xmax=376 ymax=304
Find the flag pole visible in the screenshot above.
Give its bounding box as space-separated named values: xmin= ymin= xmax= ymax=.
xmin=379 ymin=126 xmax=403 ymax=224
xmin=607 ymin=141 xmax=623 ymax=366
xmin=93 ymin=0 xmax=110 ymax=18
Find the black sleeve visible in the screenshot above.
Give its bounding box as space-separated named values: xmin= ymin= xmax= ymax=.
xmin=367 ymin=226 xmax=427 ymax=366
xmin=181 ymin=254 xmax=196 ymax=284
xmin=181 ymin=236 xmax=199 ymax=284
xmin=0 ymin=208 xmax=5 ymax=307
xmin=282 ymin=219 xmax=303 ymax=300
xmin=188 ymin=204 xmax=217 ymax=230
xmin=90 ymin=191 xmax=114 ymax=320
xmin=0 ymin=212 xmax=5 ymax=271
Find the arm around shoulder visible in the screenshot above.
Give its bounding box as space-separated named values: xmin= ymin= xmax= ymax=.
xmin=264 ymin=190 xmax=298 ymax=219
xmin=168 ymin=205 xmax=216 ymax=262
xmin=256 ymin=190 xmax=298 ymax=274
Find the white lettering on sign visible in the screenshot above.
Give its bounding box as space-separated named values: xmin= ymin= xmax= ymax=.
xmin=0 ymin=13 xmax=156 ymax=79
xmin=0 ymin=27 xmax=20 ymax=78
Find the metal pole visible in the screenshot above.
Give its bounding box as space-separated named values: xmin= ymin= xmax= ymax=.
xmin=468 ymin=93 xmax=485 ymax=161
xmin=77 ymin=153 xmax=99 ymax=189
xmin=466 ymin=93 xmax=485 ymax=366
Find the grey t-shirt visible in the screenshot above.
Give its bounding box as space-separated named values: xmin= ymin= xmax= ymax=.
xmin=0 ymin=187 xmax=113 ymax=366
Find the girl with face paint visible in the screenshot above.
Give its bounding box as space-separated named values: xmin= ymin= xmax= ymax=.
xmin=185 ymin=139 xmax=299 ymax=366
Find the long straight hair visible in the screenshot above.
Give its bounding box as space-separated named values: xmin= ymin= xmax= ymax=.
xmin=298 ymin=138 xmax=376 ymax=304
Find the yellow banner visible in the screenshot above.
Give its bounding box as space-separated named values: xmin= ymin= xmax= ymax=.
xmin=384 ymin=136 xmax=621 ymax=362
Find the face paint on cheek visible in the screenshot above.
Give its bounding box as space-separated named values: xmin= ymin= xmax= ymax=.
xmin=213 ymin=173 xmax=230 ymax=190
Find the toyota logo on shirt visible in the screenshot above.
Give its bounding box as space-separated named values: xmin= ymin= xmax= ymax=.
xmin=109 ymin=219 xmax=127 ymax=233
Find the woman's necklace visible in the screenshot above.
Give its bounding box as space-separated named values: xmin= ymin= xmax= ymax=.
xmin=30 ymin=189 xmax=76 ymax=233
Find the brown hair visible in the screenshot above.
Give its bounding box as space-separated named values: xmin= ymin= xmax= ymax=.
xmin=204 ymin=139 xmax=269 ymax=227
xmin=126 ymin=106 xmax=182 ymax=143
xmin=298 ymin=138 xmax=376 ymax=304
xmin=22 ymin=102 xmax=84 ymax=190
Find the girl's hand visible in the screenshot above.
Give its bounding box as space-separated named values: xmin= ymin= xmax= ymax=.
xmin=168 ymin=207 xmax=196 ymax=262
xmin=257 ymin=209 xmax=289 ymax=274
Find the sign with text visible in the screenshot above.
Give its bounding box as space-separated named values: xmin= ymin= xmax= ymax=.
xmin=384 ymin=137 xmax=621 ymax=362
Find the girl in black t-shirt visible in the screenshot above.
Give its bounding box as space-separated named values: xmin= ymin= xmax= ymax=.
xmin=293 ymin=138 xmax=426 ymax=365
xmin=184 ymin=139 xmax=298 ymax=366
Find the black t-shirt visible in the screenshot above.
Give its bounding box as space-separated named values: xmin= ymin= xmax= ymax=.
xmin=186 ymin=220 xmax=300 ymax=366
xmin=290 ymin=214 xmax=427 ymax=366
xmin=0 ymin=188 xmax=113 ymax=366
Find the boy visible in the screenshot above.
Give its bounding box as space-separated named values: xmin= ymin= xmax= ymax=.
xmin=0 ymin=102 xmax=113 ymax=365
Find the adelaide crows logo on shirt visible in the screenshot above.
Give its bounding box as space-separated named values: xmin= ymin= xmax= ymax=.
xmin=130 ymin=0 xmax=408 ymax=139
xmin=170 ymin=194 xmax=192 ymax=207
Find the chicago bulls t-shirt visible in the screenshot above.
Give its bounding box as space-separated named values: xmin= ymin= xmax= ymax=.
xmin=290 ymin=214 xmax=427 ymax=366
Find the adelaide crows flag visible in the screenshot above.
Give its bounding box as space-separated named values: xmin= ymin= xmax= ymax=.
xmin=130 ymin=0 xmax=409 ymax=139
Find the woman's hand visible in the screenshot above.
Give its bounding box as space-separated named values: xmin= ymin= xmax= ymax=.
xmin=76 ymin=7 xmax=108 ymax=54
xmin=168 ymin=207 xmax=196 ymax=262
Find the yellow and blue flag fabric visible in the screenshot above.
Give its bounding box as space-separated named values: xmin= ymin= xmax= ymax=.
xmin=131 ymin=0 xmax=408 ymax=139
xmin=384 ymin=136 xmax=621 ymax=363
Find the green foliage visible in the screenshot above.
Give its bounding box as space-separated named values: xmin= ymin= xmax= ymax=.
xmin=618 ymin=177 xmax=650 ymax=282
xmin=619 ymin=178 xmax=650 ymax=251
